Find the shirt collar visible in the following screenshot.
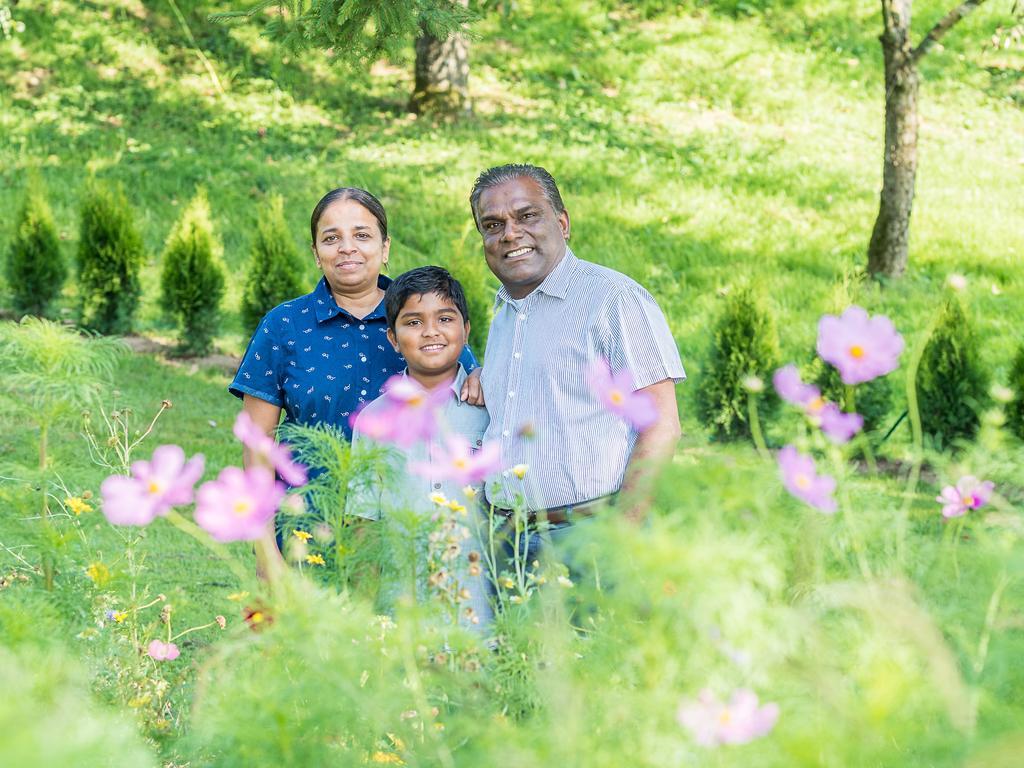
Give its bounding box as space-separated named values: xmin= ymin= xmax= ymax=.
xmin=401 ymin=363 xmax=469 ymax=404
xmin=313 ymin=274 xmax=392 ymax=324
xmin=494 ymin=247 xmax=578 ymax=309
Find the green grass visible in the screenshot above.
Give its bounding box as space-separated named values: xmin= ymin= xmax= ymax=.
xmin=1 ymin=0 xmax=1024 ymax=764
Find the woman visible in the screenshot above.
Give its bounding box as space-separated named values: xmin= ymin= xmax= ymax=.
xmin=229 ymin=187 xmax=481 ymax=571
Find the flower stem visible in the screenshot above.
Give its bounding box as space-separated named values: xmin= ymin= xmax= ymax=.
xmin=746 ymin=393 xmax=770 ymax=461
xmin=830 ymin=446 xmax=872 ymax=580
xmin=164 ymin=509 xmax=252 ymax=587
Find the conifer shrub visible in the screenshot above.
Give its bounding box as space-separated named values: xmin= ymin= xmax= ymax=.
xmin=5 ymin=182 xmax=67 ymax=318
xmin=696 ymin=285 xmax=780 ymax=439
xmin=809 ymin=355 xmax=894 ymax=434
xmin=916 ymin=296 xmax=989 ymax=448
xmin=76 ymin=181 xmax=145 ymax=335
xmin=1006 ymin=340 xmax=1024 ymax=441
xmin=240 ymin=195 xmax=306 ymax=331
xmin=159 ymin=191 xmax=226 ymax=356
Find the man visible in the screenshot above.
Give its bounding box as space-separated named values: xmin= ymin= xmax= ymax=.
xmin=470 ymin=163 xmax=685 ymax=529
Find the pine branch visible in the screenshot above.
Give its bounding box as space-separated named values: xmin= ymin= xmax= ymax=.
xmin=912 ymin=0 xmax=988 ymax=62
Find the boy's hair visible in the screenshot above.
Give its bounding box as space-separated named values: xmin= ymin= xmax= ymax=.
xmin=384 ymin=266 xmax=471 ymax=332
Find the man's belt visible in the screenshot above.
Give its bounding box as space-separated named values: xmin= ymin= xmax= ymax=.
xmin=493 ymin=494 xmax=616 ymax=526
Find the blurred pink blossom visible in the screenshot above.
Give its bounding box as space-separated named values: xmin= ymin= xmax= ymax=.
xmin=937 ymin=476 xmax=995 ymax=519
xmin=194 ymin=466 xmax=285 ymax=542
xmin=816 ymin=306 xmax=904 ymax=385
xmin=819 ymin=403 xmax=864 ymax=444
xmin=778 ymin=445 xmax=837 ymax=513
xmin=100 ymin=445 xmax=205 ymax=526
xmin=772 ymin=365 xmax=820 ymax=407
xmin=233 ymin=411 xmax=308 ymax=487
xmin=351 ymin=375 xmax=450 ymax=448
xmin=588 ymin=359 xmax=657 ymax=430
xmin=410 ymin=435 xmax=502 ymax=487
xmin=677 ymin=688 xmax=779 ymax=747
xmin=147 ymin=639 xmax=180 ymax=661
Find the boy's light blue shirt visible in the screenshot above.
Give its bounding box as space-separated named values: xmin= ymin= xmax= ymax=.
xmin=348 ymin=364 xmax=489 ymax=521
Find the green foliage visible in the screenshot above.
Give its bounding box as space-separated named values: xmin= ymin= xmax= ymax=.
xmin=916 ymin=296 xmax=989 ymax=449
xmin=76 ymin=181 xmax=145 ymax=336
xmin=696 ymin=285 xmax=780 ymax=439
xmin=0 ymin=645 xmax=157 ymax=768
xmin=240 ymin=195 xmax=306 ymax=331
xmin=809 ymin=354 xmax=894 ymax=434
xmin=1007 ymin=339 xmax=1024 ymax=441
xmin=449 ymin=220 xmax=494 ymax=358
xmin=4 ymin=181 xmax=66 ymax=318
xmin=214 ymin=0 xmax=476 ymax=61
xmin=159 ymin=190 xmax=226 ymax=356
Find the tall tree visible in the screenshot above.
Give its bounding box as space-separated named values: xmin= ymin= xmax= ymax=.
xmin=215 ymin=0 xmax=475 ymax=117
xmin=867 ymin=1 xmax=988 ymax=279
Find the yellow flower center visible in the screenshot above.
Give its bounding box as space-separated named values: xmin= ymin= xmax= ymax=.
xmin=233 ymin=499 xmax=251 ymax=516
xmin=453 ymin=457 xmax=468 ymax=469
xmin=795 ymin=473 xmax=812 ymax=490
xmin=147 ymin=481 xmax=162 ymax=495
xmin=808 ymin=397 xmax=825 ymax=413
xmin=849 ymin=345 xmax=865 ymax=359
xmin=609 ymin=389 xmax=625 ymax=405
xmin=718 ymin=708 xmax=732 ymax=726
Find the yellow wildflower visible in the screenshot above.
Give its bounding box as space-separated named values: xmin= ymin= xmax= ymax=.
xmin=429 ymin=491 xmax=448 ymax=506
xmin=227 ymin=591 xmax=250 ymax=602
xmin=65 ymin=497 xmax=92 ymax=515
xmin=370 ymin=752 xmax=404 ymax=765
xmin=462 ymin=485 xmax=478 ymax=500
xmin=292 ymin=529 xmax=313 ymax=541
xmin=446 ymin=500 xmax=467 ymax=515
xmin=305 ymin=554 xmax=326 ymax=566
xmin=499 ymin=576 xmax=515 ymax=590
xmin=113 ymin=611 xmax=128 ymax=623
xmin=511 ymin=464 xmax=529 ymax=480
xmin=85 ymin=562 xmax=110 ymax=586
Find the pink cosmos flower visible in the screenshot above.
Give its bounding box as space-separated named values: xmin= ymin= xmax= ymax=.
xmin=233 ymin=411 xmax=308 ymax=487
xmin=936 ymin=476 xmax=995 ymax=519
xmin=194 ymin=466 xmax=286 ymax=542
xmin=410 ymin=436 xmax=502 ymax=487
xmin=816 ymin=306 xmax=904 ymax=385
xmin=350 ymin=375 xmax=450 ymax=448
xmin=147 ymin=639 xmax=180 ymax=661
xmin=772 ymin=365 xmax=820 ymax=407
xmin=677 ymin=688 xmax=779 ymax=747
xmin=100 ymin=445 xmax=205 ymax=526
xmin=819 ymin=403 xmax=864 ymax=444
xmin=588 ymin=359 xmax=657 ymax=430
xmin=777 ymin=445 xmax=837 ymax=513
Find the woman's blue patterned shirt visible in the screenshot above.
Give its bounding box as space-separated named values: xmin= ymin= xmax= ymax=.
xmin=229 ymin=275 xmax=477 ymax=440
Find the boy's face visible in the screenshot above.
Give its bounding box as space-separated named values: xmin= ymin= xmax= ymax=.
xmin=387 ymin=292 xmax=469 ymax=379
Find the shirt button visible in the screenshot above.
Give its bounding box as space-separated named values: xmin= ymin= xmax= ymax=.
xmin=508 ymin=391 xmax=515 ymax=398
xmin=361 ymin=389 xmax=366 ymax=395
xmin=433 ymin=483 xmax=441 ymax=490
xmin=518 ymin=313 xmax=527 ymax=320
xmin=502 ymin=430 xmax=510 ymax=437
xmin=513 ymin=352 xmax=521 ymax=359
xmin=359 ymin=324 xmax=365 ymax=330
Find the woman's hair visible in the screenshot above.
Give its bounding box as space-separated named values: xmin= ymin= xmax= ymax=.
xmin=309 ymin=187 xmax=389 ymax=242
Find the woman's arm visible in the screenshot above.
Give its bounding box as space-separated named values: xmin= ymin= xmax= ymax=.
xmin=242 ymin=395 xmax=288 ymax=580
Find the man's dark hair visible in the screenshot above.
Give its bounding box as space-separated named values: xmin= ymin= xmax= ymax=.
xmin=309 ymin=187 xmax=389 ymax=242
xmin=469 ymin=163 xmax=566 ymax=229
xmin=384 ymin=266 xmax=470 ymax=333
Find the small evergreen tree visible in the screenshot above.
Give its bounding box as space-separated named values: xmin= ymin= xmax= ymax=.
xmin=696 ymin=285 xmax=780 ymax=440
xmin=77 ymin=181 xmax=145 ymax=335
xmin=160 ymin=190 xmax=226 ymax=356
xmin=240 ymin=195 xmax=305 ymax=331
xmin=5 ymin=181 xmax=66 ymax=317
xmin=916 ymin=296 xmax=989 ymax=449
xmin=1007 ymin=340 xmax=1024 ymax=442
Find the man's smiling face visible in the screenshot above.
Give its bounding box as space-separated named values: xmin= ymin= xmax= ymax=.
xmin=475 ymin=176 xmax=570 ymax=299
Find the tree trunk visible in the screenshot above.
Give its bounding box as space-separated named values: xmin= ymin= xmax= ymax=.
xmin=868 ymin=1 xmax=920 ymax=279
xmin=409 ymin=0 xmax=470 ymax=116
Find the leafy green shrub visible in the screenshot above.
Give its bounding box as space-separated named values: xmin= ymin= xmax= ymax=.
xmin=159 ymin=190 xmax=226 ymax=356
xmin=809 ymin=355 xmax=894 ymax=434
xmin=696 ymin=285 xmax=780 ymax=439
xmin=77 ymin=180 xmax=145 ymax=335
xmin=1007 ymin=339 xmax=1024 ymax=441
xmin=448 ymin=220 xmax=494 ymax=358
xmin=240 ymin=195 xmax=306 ymax=331
xmin=916 ymin=296 xmax=989 ymax=448
xmin=4 ymin=181 xmax=66 ymax=317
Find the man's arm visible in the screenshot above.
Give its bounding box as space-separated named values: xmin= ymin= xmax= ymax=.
xmin=620 ymin=379 xmax=681 ymax=523
xmin=242 ymin=395 xmax=287 ymax=580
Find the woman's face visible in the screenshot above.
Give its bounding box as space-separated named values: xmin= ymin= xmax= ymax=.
xmin=311 ymin=198 xmax=390 ymax=295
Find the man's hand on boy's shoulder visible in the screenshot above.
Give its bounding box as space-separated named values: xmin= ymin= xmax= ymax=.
xmin=460 ymin=367 xmax=485 ymax=406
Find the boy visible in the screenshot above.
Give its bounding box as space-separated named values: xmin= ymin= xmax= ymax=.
xmin=349 ymin=266 xmax=493 ymax=632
